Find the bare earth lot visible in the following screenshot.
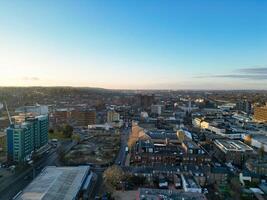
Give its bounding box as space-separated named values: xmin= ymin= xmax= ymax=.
xmin=64 ymin=134 xmax=120 ymax=165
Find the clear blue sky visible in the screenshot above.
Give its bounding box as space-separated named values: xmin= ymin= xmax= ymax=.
xmin=0 ymin=0 xmax=266 ymax=89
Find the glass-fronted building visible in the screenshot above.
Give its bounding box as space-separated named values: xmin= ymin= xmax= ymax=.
xmin=7 ymin=115 xmax=49 ymax=163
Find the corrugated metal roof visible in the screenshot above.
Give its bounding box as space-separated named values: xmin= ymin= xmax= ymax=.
xmin=16 ymin=166 xmax=90 ymax=200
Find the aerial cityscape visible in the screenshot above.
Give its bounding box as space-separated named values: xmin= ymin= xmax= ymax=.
xmin=0 ymin=1 xmax=267 ymax=200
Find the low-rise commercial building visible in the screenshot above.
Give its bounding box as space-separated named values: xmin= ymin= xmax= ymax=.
xmin=15 ymin=166 xmax=94 ymax=200
xmin=193 ymin=117 xmax=243 ymax=139
xmin=214 ymin=139 xmax=253 ymax=166
xmin=88 ymin=123 xmax=116 ymax=135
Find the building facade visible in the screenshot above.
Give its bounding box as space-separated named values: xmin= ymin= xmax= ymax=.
xmin=0 ymin=132 xmax=6 ymax=153
xmin=7 ymin=123 xmax=34 ymax=162
xmin=254 ymin=106 xmax=267 ymax=122
xmin=71 ymin=109 xmax=96 ymax=126
xmin=213 ymin=139 xmax=253 ymax=166
xmin=139 ymin=94 xmax=155 ymax=110
xmin=53 ymin=108 xmax=71 ymax=125
xmin=7 ymin=115 xmax=49 ymax=163
xmin=151 ymin=104 xmax=162 ymax=115
xmin=107 ymin=110 xmax=120 ymax=123
xmin=236 ymin=100 xmax=252 ymax=114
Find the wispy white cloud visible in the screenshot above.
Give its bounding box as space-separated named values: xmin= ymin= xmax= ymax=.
xmin=195 ymin=66 xmax=267 ymax=80
xmin=22 ymin=76 xmax=40 ymax=81
xmin=236 ymin=66 xmax=267 ymax=74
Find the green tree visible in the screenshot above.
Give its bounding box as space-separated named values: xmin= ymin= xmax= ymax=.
xmin=62 ymin=124 xmax=73 ymax=138
xmin=103 ymin=165 xmax=125 ymax=189
xmin=72 ymin=134 xmax=81 ymax=142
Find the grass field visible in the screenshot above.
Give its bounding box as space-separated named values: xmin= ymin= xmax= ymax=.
xmin=48 ymin=131 xmax=69 ymax=140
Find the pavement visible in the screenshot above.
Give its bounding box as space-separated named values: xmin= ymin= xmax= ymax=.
xmin=0 ymin=128 xmax=130 ymax=200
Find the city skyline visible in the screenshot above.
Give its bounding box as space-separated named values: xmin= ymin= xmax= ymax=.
xmin=0 ymin=0 xmax=267 ymax=89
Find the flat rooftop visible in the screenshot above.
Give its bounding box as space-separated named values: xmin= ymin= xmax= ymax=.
xmin=214 ymin=139 xmax=253 ymax=153
xmin=147 ymin=131 xmax=178 ymax=140
xmin=138 ymin=188 xmax=207 ymax=200
xmin=182 ymin=175 xmax=201 ymax=189
xmin=16 ymin=166 xmax=90 ymax=200
xmin=251 ymin=134 xmax=267 ymax=144
xmin=183 ymin=141 xmax=200 ymax=150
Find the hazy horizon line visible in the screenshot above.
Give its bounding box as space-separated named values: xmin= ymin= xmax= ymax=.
xmin=0 ymin=85 xmax=266 ymax=91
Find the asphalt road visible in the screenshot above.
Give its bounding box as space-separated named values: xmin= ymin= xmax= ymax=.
xmin=90 ymin=169 xmax=104 ymax=199
xmin=90 ymin=127 xmax=130 ymax=199
xmin=0 ymin=129 xmax=129 ymax=200
xmin=115 ymin=128 xmax=130 ymax=166
xmin=0 ymin=151 xmax=57 ymax=200
xmin=0 ymin=140 xmax=75 ymax=200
